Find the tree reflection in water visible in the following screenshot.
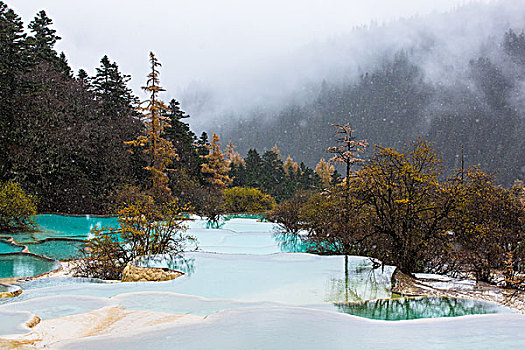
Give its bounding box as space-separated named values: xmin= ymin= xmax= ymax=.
xmin=272 ymin=231 xmax=309 ymax=253
xmin=335 ymin=297 xmax=509 ymax=320
xmin=325 ymin=258 xmax=392 ymax=303
xmin=136 ymin=254 xmax=196 ymax=275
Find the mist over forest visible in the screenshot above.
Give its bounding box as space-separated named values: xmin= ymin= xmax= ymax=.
xmin=2 ymin=0 xmax=524 ymax=215
xmin=181 ymin=1 xmax=525 ymax=186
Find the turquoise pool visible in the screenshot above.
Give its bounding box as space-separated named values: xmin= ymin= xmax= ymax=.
xmin=335 ymin=296 xmax=508 ymax=320
xmin=5 ymin=215 xmax=119 ymax=244
xmin=25 ymin=239 xmax=85 ymax=260
xmin=0 ymin=240 xmax=24 ymax=254
xmin=0 ymin=253 xmax=60 ymax=279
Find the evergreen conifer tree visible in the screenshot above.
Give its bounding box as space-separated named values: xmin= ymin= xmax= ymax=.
xmin=27 ymin=10 xmax=60 ymax=63
xmin=76 ymin=69 xmax=89 ymax=86
xmin=91 ymin=55 xmax=137 ymax=116
xmin=201 ymin=133 xmax=232 ymax=188
xmin=126 ymin=52 xmax=176 ymax=202
xmin=0 ymin=2 xmax=27 ymax=179
xmin=244 ymin=149 xmax=262 ymax=188
xmin=197 ymin=132 xmax=210 ymax=157
xmin=57 ymin=52 xmax=72 ymax=77
xmin=163 ymin=98 xmax=202 ymax=180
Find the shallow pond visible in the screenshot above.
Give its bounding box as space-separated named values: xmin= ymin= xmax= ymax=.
xmin=0 ymin=253 xmax=60 ymax=279
xmin=336 ymin=296 xmax=508 ymax=320
xmin=25 ymin=239 xmax=85 ymax=260
xmin=5 ymin=215 xmax=119 ymax=243
xmin=0 ymin=240 xmax=23 ymax=254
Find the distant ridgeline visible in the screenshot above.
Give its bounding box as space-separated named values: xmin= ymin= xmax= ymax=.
xmin=218 ymin=30 xmax=525 ymax=187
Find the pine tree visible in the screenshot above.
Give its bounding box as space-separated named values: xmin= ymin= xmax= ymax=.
xmin=297 ymin=162 xmax=319 ymax=190
xmin=196 ymin=132 xmax=210 ymax=157
xmin=503 ymin=29 xmax=525 ymax=65
xmin=261 ymin=149 xmax=285 ymax=188
xmin=167 ymin=98 xmax=189 ymax=120
xmin=314 ymin=158 xmax=335 ymax=188
xmin=0 ymin=2 xmax=26 ymax=83
xmin=27 ymin=10 xmax=60 ymax=63
xmin=163 ymin=98 xmax=202 ymax=180
xmin=126 ymin=52 xmax=176 ymax=202
xmin=76 ymin=69 xmax=89 ymax=86
xmin=12 ymin=63 xmax=102 ymax=213
xmin=0 ymin=2 xmax=27 ymax=180
xmin=91 ymin=55 xmax=137 ymax=116
xmin=244 ymin=149 xmax=263 ymax=188
xmin=57 ymin=52 xmax=72 ymax=77
xmin=88 ymin=55 xmax=142 ymax=204
xmin=201 ymin=133 xmax=232 ymax=188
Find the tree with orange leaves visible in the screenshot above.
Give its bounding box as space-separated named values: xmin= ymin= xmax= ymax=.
xmin=125 ymin=52 xmax=176 ymax=202
xmin=201 ymin=133 xmax=232 ymax=189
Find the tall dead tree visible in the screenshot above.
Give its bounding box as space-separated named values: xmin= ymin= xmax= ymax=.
xmin=327 ymin=123 xmax=367 ymax=199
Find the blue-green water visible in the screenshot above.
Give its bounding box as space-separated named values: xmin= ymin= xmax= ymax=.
xmin=0 ymin=214 xmax=518 ymax=335
xmin=25 ymin=239 xmax=85 ymax=260
xmin=336 ymin=297 xmax=506 ymax=320
xmin=5 ymin=215 xmax=119 ymax=244
xmin=0 ymin=240 xmax=24 ymax=254
xmin=0 ymin=253 xmax=60 ymax=278
xmin=35 ymin=214 xmax=119 ymax=240
xmin=0 ymin=215 xmax=109 ymax=266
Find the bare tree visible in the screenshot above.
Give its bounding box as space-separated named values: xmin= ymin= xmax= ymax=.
xmin=327 ymin=123 xmax=367 ymax=199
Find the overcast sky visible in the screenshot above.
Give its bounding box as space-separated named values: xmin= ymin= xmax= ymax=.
xmin=8 ymin=0 xmax=491 ymax=125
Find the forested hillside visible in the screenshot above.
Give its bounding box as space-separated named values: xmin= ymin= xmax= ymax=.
xmin=218 ymin=30 xmax=525 ymax=186
xmin=0 ymin=5 xmax=147 ymax=213
xmin=2 ymin=1 xmax=524 ymax=217
xmin=0 ymin=3 xmax=322 ymax=213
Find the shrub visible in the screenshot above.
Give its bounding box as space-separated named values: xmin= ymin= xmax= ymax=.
xmin=266 ymin=190 xmax=313 ymax=234
xmin=450 ymin=169 xmax=525 ymax=282
xmin=268 ymin=141 xmax=459 ymax=274
xmin=351 ymin=141 xmax=458 ymax=274
xmin=75 ymin=198 xmax=196 ymax=280
xmin=107 ymin=184 xmax=153 ymax=213
xmin=223 ymin=187 xmax=276 ymax=213
xmin=0 ymin=181 xmax=37 ymax=232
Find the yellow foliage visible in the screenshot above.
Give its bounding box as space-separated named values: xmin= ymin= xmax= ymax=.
xmin=223 ymin=187 xmax=276 ymax=213
xmin=201 ymin=133 xmax=232 ymax=188
xmin=0 ymin=181 xmax=37 ymax=231
xmin=283 ymin=156 xmax=300 ymax=177
xmin=78 ymin=198 xmax=195 ymax=280
xmin=126 ymin=52 xmax=177 ymax=202
xmin=314 ymin=158 xmax=334 ymax=188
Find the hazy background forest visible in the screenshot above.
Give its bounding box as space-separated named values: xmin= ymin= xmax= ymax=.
xmin=209 ymin=3 xmax=525 ymax=186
